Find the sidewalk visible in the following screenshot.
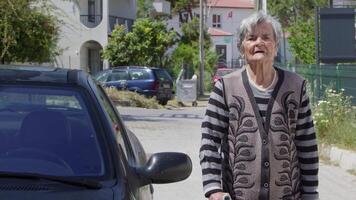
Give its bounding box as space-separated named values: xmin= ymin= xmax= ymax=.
xmin=319 ymin=144 xmax=356 ymax=173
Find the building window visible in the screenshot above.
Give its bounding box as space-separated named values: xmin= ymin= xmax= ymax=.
xmin=88 ymin=0 xmax=95 ymax=22
xmin=212 ymin=14 xmax=221 ymax=28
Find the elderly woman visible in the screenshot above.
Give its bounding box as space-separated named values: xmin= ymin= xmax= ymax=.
xmin=200 ymin=12 xmax=319 ymax=200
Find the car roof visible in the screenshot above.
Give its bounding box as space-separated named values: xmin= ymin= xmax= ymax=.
xmin=0 ymin=65 xmax=87 ymax=85
xmin=111 ymin=66 xmax=161 ymax=71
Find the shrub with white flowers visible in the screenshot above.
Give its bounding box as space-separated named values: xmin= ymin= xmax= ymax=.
xmin=313 ymin=87 xmax=353 ymax=140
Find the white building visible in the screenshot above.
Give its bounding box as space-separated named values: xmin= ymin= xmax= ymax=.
xmin=50 ymin=0 xmax=136 ymax=75
xmin=167 ymin=0 xmax=255 ymax=68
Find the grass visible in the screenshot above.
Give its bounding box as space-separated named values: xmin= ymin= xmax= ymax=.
xmin=104 ymin=87 xmax=203 ymax=109
xmin=105 ymin=87 xmax=163 ymax=109
xmin=313 ymin=88 xmax=356 ymax=151
xmin=317 ymin=119 xmax=356 ymax=151
xmin=347 ymin=169 xmax=356 ymax=176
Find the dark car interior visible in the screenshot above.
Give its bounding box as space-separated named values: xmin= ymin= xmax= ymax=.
xmin=0 ymin=90 xmax=104 ymax=177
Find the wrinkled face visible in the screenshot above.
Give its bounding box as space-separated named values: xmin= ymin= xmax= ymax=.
xmin=242 ymin=22 xmax=277 ymax=64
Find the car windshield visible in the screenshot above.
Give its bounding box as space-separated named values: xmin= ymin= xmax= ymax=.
xmin=0 ymin=85 xmax=106 ymax=178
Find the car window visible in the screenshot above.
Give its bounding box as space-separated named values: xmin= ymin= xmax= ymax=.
xmin=95 ymin=85 xmax=130 ymax=159
xmin=0 ymin=85 xmax=106 ymax=178
xmin=154 ymin=69 xmax=172 ymax=81
xmin=129 ymin=69 xmax=151 ymax=80
xmin=108 ymin=71 xmax=128 ymax=82
xmin=95 ymin=71 xmax=109 ymax=82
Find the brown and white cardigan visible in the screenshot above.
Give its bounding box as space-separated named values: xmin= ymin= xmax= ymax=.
xmin=200 ymin=67 xmax=319 ymax=200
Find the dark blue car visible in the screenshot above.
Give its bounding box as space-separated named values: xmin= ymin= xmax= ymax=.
xmin=95 ymin=67 xmax=173 ymax=105
xmin=0 ymin=65 xmax=192 ymax=199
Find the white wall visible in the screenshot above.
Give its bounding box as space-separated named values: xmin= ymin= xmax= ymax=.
xmin=204 ymin=8 xmax=254 ymax=60
xmin=50 ymin=0 xmax=136 ymax=70
xmin=50 ymin=0 xmax=109 ymax=70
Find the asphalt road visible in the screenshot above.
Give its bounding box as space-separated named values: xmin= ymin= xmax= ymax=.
xmin=119 ymin=106 xmax=356 ymax=200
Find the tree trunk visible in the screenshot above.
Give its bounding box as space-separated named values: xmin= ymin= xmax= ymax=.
xmin=179 ymin=11 xmax=183 ymax=23
xmin=188 ymin=4 xmax=193 ymax=20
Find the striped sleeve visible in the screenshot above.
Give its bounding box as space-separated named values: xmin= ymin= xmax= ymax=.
xmin=295 ymin=83 xmax=319 ymax=200
xmin=199 ymin=80 xmax=229 ymax=198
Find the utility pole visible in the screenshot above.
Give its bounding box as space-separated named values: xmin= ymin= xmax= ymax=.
xmin=199 ymin=0 xmax=205 ymax=96
xmin=257 ymin=0 xmax=267 ymax=12
xmin=262 ymin=0 xmax=267 ymax=12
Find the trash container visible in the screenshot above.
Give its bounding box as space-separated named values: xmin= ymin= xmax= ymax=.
xmin=176 ymin=69 xmax=198 ymax=106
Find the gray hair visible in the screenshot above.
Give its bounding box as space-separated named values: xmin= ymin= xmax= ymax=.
xmin=238 ymin=11 xmax=282 ymax=54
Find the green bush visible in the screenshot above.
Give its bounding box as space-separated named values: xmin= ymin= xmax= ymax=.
xmin=313 ymin=88 xmax=356 ymax=149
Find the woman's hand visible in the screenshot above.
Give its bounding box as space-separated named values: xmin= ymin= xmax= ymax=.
xmin=209 ymin=192 xmax=231 ymax=200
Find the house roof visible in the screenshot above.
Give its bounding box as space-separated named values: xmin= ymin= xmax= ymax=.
xmin=208 ymin=27 xmax=233 ymax=36
xmin=207 ymin=0 xmax=255 ymax=9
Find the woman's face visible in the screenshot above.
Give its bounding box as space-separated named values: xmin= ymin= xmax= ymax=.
xmin=242 ymin=22 xmax=277 ymax=64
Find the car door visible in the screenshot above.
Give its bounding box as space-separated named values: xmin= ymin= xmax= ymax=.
xmin=127 ymin=69 xmax=154 ymax=94
xmin=94 ymin=83 xmax=152 ymax=200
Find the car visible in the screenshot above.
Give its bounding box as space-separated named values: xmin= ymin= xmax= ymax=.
xmin=95 ymin=66 xmax=173 ymax=105
xmin=211 ymin=67 xmax=237 ymax=86
xmin=0 ymin=65 xmax=192 ymax=200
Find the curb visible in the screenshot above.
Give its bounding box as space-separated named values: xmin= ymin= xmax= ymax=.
xmin=319 ymin=144 xmax=356 ymax=172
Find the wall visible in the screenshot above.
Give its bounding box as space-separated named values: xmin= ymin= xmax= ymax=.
xmin=108 ymin=0 xmax=136 ymax=19
xmin=50 ymin=0 xmax=109 ymax=70
xmin=204 ymin=8 xmax=254 ymax=60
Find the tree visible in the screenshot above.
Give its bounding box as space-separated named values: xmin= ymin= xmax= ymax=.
xmin=288 ymin=19 xmax=315 ymax=64
xmin=102 ymin=18 xmax=177 ymax=67
xmin=268 ymin=0 xmax=328 ymax=64
xmin=171 ymin=0 xmax=198 ymax=23
xmin=171 ymin=18 xmax=218 ymax=81
xmin=0 ymin=0 xmax=60 ymax=64
xmin=137 ymin=0 xmax=154 ymax=18
xmin=268 ymin=0 xmax=328 ymax=27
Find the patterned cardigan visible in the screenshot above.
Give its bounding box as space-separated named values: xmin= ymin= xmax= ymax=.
xmin=200 ymin=67 xmax=319 ymax=200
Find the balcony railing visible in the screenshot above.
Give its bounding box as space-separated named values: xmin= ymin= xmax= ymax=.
xmin=80 ymin=15 xmax=103 ymax=28
xmin=109 ymin=16 xmax=134 ymax=33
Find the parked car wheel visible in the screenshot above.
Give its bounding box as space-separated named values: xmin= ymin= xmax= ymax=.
xmin=158 ymin=99 xmax=168 ymax=105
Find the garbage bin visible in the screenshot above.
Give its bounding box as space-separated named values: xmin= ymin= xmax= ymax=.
xmin=176 ymin=69 xmax=198 ymax=106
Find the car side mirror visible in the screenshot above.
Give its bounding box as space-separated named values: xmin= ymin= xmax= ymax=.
xmin=136 ymin=152 xmax=192 ymax=186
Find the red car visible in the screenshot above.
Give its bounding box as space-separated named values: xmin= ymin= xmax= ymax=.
xmin=212 ymin=68 xmax=236 ymax=86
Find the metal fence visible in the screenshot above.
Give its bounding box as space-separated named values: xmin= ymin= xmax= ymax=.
xmin=278 ymin=63 xmax=356 ymax=105
xmin=80 ymin=15 xmax=102 ymax=28
xmin=108 ymin=16 xmax=134 ymax=34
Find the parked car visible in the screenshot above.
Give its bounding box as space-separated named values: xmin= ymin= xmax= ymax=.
xmin=0 ymin=65 xmax=192 ymax=200
xmin=212 ymin=67 xmax=237 ymax=86
xmin=95 ymin=66 xmax=173 ymax=105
